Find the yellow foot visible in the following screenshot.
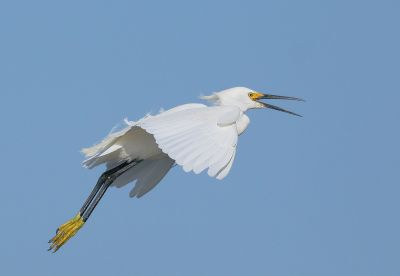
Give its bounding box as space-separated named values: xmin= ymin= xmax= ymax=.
xmin=48 ymin=213 xmax=85 ymax=252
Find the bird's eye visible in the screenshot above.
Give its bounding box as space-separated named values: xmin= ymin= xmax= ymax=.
xmin=248 ymin=92 xmax=255 ymax=100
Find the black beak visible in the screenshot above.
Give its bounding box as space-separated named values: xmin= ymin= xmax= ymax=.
xmin=259 ymin=94 xmax=304 ymax=117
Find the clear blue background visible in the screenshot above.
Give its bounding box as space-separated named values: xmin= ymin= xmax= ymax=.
xmin=1 ymin=0 xmax=399 ymax=275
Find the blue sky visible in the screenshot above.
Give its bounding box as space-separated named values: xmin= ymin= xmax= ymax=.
xmin=1 ymin=0 xmax=399 ymax=275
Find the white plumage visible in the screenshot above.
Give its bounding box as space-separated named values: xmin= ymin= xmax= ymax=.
xmin=79 ymin=87 xmax=303 ymax=198
xmin=82 ymin=102 xmax=244 ymax=197
xmin=48 ymin=86 xmax=303 ymax=252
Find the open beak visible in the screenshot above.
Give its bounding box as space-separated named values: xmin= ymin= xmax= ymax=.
xmin=257 ymin=93 xmax=304 ymax=117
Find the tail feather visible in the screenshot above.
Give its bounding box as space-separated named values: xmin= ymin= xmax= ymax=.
xmin=81 ymin=124 xmax=132 ymax=159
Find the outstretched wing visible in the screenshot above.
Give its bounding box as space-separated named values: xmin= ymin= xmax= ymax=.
xmin=138 ymin=105 xmax=240 ymax=180
xmin=111 ymin=153 xmax=175 ymax=198
xmin=81 ymin=103 xmax=207 ymax=169
xmin=81 ymin=103 xmax=240 ymax=199
xmin=81 ymin=103 xmax=216 ymax=197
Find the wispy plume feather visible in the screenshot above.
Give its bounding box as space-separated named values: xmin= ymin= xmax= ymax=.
xmin=200 ymin=93 xmax=220 ymax=105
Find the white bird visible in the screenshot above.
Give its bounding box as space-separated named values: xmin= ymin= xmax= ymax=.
xmin=48 ymin=87 xmax=303 ymax=252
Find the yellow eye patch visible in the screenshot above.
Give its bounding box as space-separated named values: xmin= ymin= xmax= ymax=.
xmin=248 ymin=92 xmax=264 ymax=100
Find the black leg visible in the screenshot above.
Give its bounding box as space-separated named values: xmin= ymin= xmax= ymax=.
xmin=49 ymin=159 xmax=141 ymax=252
xmin=81 ymin=176 xmax=113 ymax=222
xmin=79 ymin=173 xmax=106 ymax=216
xmin=80 ymin=159 xmax=141 ymax=222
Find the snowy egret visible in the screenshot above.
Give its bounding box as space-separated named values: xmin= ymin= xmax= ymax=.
xmin=48 ymin=87 xmax=303 ymax=252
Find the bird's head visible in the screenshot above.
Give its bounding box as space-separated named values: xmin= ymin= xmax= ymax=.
xmin=202 ymin=87 xmax=303 ymax=116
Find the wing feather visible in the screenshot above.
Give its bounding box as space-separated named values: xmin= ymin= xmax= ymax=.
xmin=111 ymin=154 xmax=175 ymax=198
xmin=139 ymin=105 xmax=240 ymax=179
xmin=208 ymin=148 xmax=234 ymax=177
xmin=82 ymin=102 xmax=240 ymax=200
xmin=215 ymin=150 xmax=236 ymax=180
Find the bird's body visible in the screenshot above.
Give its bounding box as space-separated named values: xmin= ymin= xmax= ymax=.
xmin=82 ymin=103 xmax=245 ymax=196
xmin=49 ymin=87 xmax=303 ymax=252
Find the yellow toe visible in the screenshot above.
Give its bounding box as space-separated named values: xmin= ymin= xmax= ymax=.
xmin=48 ymin=213 xmax=85 ymax=252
